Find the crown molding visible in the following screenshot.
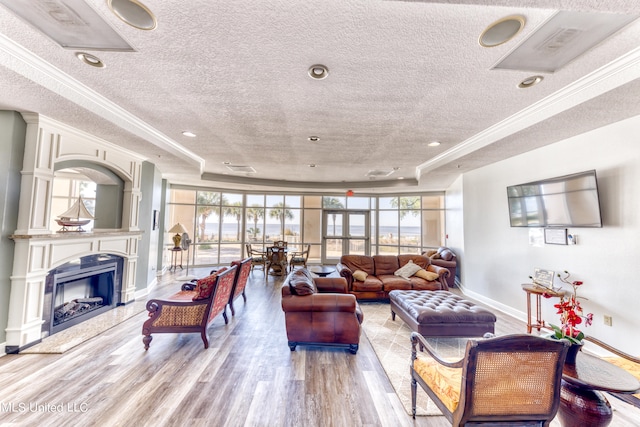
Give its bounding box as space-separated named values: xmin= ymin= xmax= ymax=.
xmin=416 ymin=45 xmax=640 ymax=180
xmin=200 ymin=172 xmax=419 ymax=191
xmin=0 ymin=33 xmax=204 ymax=173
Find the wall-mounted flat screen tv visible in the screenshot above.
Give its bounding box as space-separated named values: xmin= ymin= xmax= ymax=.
xmin=507 ymin=170 xmax=603 ymax=228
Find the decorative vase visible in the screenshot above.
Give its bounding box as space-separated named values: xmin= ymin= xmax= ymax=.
xmin=565 ymin=342 xmax=583 ymax=365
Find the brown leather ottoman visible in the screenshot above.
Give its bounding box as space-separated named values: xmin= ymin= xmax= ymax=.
xmin=389 ymin=290 xmax=496 ymax=337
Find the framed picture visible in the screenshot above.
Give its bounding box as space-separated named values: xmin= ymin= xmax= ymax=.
xmin=532 ymin=268 xmax=555 ymax=288
xmin=152 ymin=210 xmax=159 ymax=230
xmin=544 ymin=228 xmax=567 ymax=245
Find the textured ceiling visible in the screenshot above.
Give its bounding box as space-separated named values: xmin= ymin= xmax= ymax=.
xmin=1 ymin=0 xmax=639 ymax=193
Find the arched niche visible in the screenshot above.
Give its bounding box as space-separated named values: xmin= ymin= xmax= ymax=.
xmin=54 ymin=160 xmax=125 ymax=230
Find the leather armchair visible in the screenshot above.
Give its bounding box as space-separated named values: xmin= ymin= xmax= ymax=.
xmin=424 ymin=247 xmax=457 ymax=288
xmin=281 ymin=269 xmax=363 ymax=354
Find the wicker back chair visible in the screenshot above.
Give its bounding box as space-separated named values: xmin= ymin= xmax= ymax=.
xmin=410 ymin=332 xmax=569 ymax=426
xmin=142 ymin=266 xmax=237 ymax=350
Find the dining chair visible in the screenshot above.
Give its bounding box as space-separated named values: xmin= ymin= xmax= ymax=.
xmin=410 ymin=332 xmax=568 ymax=426
xmin=266 ymin=246 xmax=288 ymax=276
xmin=289 ymin=244 xmax=310 ymax=272
xmin=245 ymin=244 xmax=267 ymax=274
xmin=273 ymin=240 xmax=287 ymax=249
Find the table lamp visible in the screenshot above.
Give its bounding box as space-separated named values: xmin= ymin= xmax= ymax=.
xmin=168 ymin=223 xmax=188 ymax=249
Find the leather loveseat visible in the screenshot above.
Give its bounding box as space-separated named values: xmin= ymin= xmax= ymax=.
xmin=336 ymin=254 xmax=449 ymax=301
xmin=281 ymin=268 xmax=363 ymax=354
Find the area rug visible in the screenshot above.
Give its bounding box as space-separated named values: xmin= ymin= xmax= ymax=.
xmin=20 ymin=297 xmax=147 ymax=354
xmin=360 ymin=302 xmax=467 ymax=416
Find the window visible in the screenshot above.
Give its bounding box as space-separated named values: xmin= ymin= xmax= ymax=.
xmin=167 ymin=188 xmax=445 ymax=267
xmin=50 ymin=173 xmax=96 ymax=232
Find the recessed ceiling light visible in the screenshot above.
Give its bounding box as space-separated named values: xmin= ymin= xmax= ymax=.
xmin=479 ymin=15 xmax=525 ymax=47
xmin=428 ymin=141 xmax=441 ymax=147
xmin=518 ymin=75 xmax=544 ymax=88
xmin=308 ymin=136 xmax=320 ymax=142
xmin=107 ymin=0 xmax=157 ymax=31
xmin=308 ymin=164 xmax=316 ymax=168
xmin=308 ymin=64 xmax=329 ymax=80
xmin=75 ymin=52 xmax=105 ymax=68
xmin=182 ymin=131 xmax=196 ymax=137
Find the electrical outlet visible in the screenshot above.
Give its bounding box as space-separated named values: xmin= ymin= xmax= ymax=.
xmin=604 ymin=315 xmax=613 ymax=327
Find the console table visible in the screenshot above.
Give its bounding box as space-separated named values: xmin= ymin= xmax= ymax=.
xmin=521 ymin=283 xmax=566 ymax=333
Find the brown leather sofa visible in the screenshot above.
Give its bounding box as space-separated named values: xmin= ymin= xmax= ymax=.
xmin=423 ymin=247 xmax=457 ymax=288
xmin=336 ymin=254 xmax=449 ymax=301
xmin=281 ymin=268 xmax=363 ymax=354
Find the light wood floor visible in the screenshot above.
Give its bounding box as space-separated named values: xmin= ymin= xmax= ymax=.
xmin=1 ymin=268 xmax=638 ymax=426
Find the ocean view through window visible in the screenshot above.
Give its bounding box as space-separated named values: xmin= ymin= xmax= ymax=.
xmin=167 ymin=188 xmax=445 ymax=267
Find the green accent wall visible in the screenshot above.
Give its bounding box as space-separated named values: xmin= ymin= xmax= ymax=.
xmin=0 ymin=112 xmax=26 ymax=346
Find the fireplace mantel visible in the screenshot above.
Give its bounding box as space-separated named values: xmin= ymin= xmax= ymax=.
xmin=6 ymin=230 xmax=142 ymax=353
xmin=5 ymin=114 xmax=146 ymax=354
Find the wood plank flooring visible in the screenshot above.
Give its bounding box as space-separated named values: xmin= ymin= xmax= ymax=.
xmin=0 ymin=268 xmax=638 ymax=426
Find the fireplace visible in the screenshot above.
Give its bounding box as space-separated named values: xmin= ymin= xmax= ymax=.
xmin=42 ymin=254 xmax=124 ymax=336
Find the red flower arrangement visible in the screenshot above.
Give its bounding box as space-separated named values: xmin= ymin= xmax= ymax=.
xmin=547 ymin=271 xmax=593 ymax=344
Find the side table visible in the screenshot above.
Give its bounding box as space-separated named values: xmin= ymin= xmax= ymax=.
xmin=168 ymin=247 xmax=183 ymax=271
xmin=309 ymin=266 xmax=335 ymax=277
xmin=521 ymin=283 xmax=566 ymax=333
xmin=559 ymin=351 xmax=640 ymax=426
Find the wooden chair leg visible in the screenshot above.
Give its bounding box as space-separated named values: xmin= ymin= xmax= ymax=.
xmin=143 ymin=334 xmax=152 ymax=350
xmin=200 ymin=331 xmax=209 ymax=349
xmin=411 ymin=375 xmax=417 ymax=419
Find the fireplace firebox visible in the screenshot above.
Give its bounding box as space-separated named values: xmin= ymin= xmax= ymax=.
xmin=43 ymin=254 xmax=124 ymax=336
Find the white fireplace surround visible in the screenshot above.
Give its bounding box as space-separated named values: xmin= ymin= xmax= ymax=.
xmin=6 ymin=114 xmax=144 ymax=352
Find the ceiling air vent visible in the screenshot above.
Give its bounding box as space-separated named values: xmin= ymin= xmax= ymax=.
xmin=226 ymin=165 xmax=256 ymax=173
xmin=493 ymin=10 xmax=638 ymax=73
xmin=365 ymin=169 xmax=395 ymax=178
xmin=0 ymin=0 xmax=134 ymax=51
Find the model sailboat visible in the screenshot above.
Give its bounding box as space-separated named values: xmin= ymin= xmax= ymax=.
xmin=56 ymin=196 xmax=94 ymax=232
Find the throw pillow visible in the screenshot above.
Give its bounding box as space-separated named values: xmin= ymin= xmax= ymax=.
xmin=394 ymin=260 xmax=422 ymax=279
xmin=414 ymin=268 xmax=439 ymax=281
xmin=193 ymin=267 xmax=228 ymax=301
xmin=424 ymin=249 xmax=438 ymax=258
xmin=289 ymin=269 xmax=317 ymax=296
xmin=353 ymin=269 xmax=368 ymax=282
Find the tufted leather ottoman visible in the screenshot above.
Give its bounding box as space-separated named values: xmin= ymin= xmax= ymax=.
xmin=389 ymin=290 xmax=496 ymax=337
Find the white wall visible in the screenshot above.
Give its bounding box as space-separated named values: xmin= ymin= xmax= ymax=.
xmin=455 ymin=114 xmax=640 ymax=355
